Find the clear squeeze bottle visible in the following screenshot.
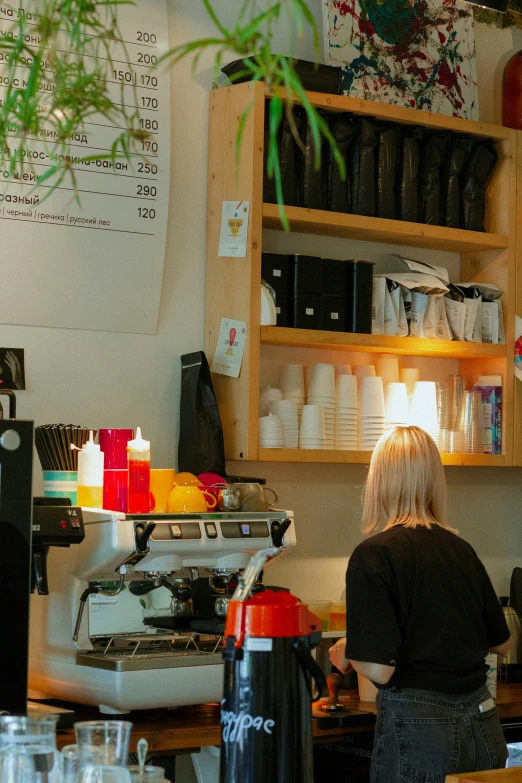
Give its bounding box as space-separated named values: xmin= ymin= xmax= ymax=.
xmin=127 ymin=427 xmax=151 ymax=513
xmin=77 ymin=430 xmax=104 ymax=508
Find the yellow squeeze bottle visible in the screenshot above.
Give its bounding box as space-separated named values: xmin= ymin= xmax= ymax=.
xmin=77 ymin=430 xmax=104 ymax=508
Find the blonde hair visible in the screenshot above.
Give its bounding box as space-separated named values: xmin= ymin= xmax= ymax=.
xmin=362 ymin=426 xmax=456 ymax=535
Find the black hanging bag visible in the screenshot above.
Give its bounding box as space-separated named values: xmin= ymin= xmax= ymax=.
xmin=178 ymin=351 xmax=226 ymax=476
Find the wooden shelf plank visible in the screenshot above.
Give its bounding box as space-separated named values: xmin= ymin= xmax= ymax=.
xmin=292 ymin=89 xmax=510 ymax=142
xmin=260 ymin=326 xmax=507 ymax=359
xmin=258 ymin=448 xmax=505 ymax=467
xmin=262 ymin=204 xmax=508 ymax=253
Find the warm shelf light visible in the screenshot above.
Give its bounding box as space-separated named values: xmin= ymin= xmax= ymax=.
xmin=460 ymin=0 xmax=509 ymax=11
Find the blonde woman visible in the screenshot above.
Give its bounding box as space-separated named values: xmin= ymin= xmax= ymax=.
xmin=330 ymin=426 xmax=510 ymax=782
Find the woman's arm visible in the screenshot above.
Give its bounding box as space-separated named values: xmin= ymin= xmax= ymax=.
xmin=489 ymin=635 xmax=511 ymax=657
xmin=350 ymin=659 xmax=396 ymax=685
xmin=329 ymin=638 xmax=396 ymax=684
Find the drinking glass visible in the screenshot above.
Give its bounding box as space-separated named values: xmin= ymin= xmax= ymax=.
xmin=128 ymin=765 xmax=168 ymax=783
xmin=74 ymin=721 xmax=132 ymax=768
xmin=63 ymin=744 xmax=103 ymax=783
xmin=0 ymin=716 xmax=62 ymax=783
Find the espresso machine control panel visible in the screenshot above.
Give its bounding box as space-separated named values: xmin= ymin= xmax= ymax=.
xmin=145 ymin=516 xmax=273 ymax=542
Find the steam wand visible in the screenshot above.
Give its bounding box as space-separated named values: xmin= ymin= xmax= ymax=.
xmin=231 ymin=518 xmax=291 ymax=603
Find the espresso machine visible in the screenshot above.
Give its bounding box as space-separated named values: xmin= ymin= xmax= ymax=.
xmin=28 ymin=509 xmax=295 ymax=714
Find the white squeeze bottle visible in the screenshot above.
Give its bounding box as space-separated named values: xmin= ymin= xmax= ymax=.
xmin=77 ymin=430 xmax=104 ymax=508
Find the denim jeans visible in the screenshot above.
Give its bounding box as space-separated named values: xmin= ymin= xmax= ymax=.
xmin=371 ymin=685 xmax=508 ymax=783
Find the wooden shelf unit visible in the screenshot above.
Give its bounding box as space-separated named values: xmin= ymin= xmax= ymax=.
xmin=262 ymin=204 xmax=508 ymax=253
xmin=205 ymin=82 xmax=519 ymax=467
xmin=260 ymin=327 xmax=507 ymax=359
xmin=257 ymin=449 xmax=506 ymax=467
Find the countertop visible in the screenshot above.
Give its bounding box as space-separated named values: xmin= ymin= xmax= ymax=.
xmin=447 ymin=770 xmax=522 ymax=782
xmin=55 ymin=682 xmax=522 ymax=753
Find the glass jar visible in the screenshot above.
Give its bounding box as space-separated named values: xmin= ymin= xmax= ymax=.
xmin=0 ymin=715 xmax=62 ymax=783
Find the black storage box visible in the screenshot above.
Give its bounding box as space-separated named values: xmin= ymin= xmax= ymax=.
xmin=292 ymin=294 xmax=322 ymax=330
xmin=221 ymin=58 xmax=342 ymax=95
xmin=292 ymin=254 xmax=323 ymax=294
xmin=274 ymin=292 xmax=290 ymax=328
xmin=323 ymin=296 xmax=347 ymax=332
xmin=262 ymin=253 xmax=291 ymax=293
xmin=345 ymin=260 xmax=374 ymax=334
xmin=323 ymin=258 xmax=348 ymax=298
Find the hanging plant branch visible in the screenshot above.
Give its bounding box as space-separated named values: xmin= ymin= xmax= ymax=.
xmin=160 ymin=0 xmax=344 ymax=230
xmin=0 ymin=0 xmax=150 ymax=197
xmin=0 ymin=0 xmax=333 ymax=219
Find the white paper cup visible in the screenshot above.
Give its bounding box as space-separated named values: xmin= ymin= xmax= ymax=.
xmin=336 ymin=374 xmax=358 ymax=409
xmin=353 ymin=365 xmax=376 ymax=381
xmin=385 ymin=383 xmax=409 ymax=426
xmin=300 ymin=405 xmax=326 ymax=441
xmin=410 ymin=382 xmax=439 ymax=430
xmin=359 ymin=376 xmax=385 ymax=418
xmin=280 ymin=364 xmax=305 ymax=398
xmin=309 ymin=364 xmax=335 ymax=398
xmin=399 ymin=368 xmax=420 ymax=397
xmin=377 ymin=355 xmax=400 ymax=386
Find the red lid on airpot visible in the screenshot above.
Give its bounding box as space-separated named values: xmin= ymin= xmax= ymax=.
xmin=225 ymin=589 xmax=321 ymax=647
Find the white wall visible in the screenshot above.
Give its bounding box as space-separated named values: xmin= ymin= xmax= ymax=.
xmin=2 ymin=1 xmax=521 ymax=596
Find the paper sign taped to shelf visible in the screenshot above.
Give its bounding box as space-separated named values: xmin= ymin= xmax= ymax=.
xmin=211 ymin=318 xmax=246 ymax=378
xmin=515 ymin=315 xmax=522 ymax=383
xmin=218 ymin=201 xmax=250 ymax=257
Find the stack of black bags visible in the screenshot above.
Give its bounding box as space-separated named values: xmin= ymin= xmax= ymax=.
xmin=263 ymin=105 xmax=498 ymax=233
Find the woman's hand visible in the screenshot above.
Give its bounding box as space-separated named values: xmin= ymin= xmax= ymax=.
xmin=329 ymin=637 xmax=354 ymax=674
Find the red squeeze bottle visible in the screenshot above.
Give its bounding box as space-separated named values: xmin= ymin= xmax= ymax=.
xmin=127 ymin=427 xmax=151 ymax=513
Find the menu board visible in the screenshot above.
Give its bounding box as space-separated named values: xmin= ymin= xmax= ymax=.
xmin=0 ymin=0 xmax=170 ymax=334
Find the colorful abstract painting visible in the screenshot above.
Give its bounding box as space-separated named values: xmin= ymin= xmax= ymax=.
xmin=324 ymin=0 xmax=479 ymax=119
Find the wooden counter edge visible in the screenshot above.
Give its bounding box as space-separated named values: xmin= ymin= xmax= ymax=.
xmin=446 ymin=769 xmax=522 ymax=782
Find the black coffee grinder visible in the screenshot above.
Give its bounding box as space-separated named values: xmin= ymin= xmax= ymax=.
xmin=0 ymin=415 xmax=34 ymax=714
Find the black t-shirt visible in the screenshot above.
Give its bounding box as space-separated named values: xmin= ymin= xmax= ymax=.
xmin=345 ymin=525 xmax=509 ymax=693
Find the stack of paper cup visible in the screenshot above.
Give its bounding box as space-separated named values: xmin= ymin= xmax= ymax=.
xmin=385 ymin=383 xmax=409 ymax=431
xmin=307 ymin=364 xmax=335 ymax=448
xmin=299 ymin=405 xmax=326 ymax=449
xmin=353 ymin=365 xmax=376 ymax=394
xmin=377 ymin=355 xmax=400 ymax=387
xmin=280 ymin=364 xmax=305 ymax=419
xmin=304 ymin=365 xmax=315 ymax=396
xmin=259 ymin=414 xmax=284 ymax=448
xmin=335 ymin=374 xmax=358 ymax=450
xmin=400 ymin=368 xmax=420 ymax=398
xmin=259 ymin=386 xmax=283 ymax=416
xmin=358 ymin=376 xmax=386 ymax=450
xmin=268 ymin=400 xmax=299 ymax=448
xmin=410 ymin=381 xmax=439 ymax=446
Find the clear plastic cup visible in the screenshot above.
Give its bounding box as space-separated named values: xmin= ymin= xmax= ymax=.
xmin=307 ymin=601 xmax=332 ymax=631
xmin=330 ymin=602 xmax=346 ymax=631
